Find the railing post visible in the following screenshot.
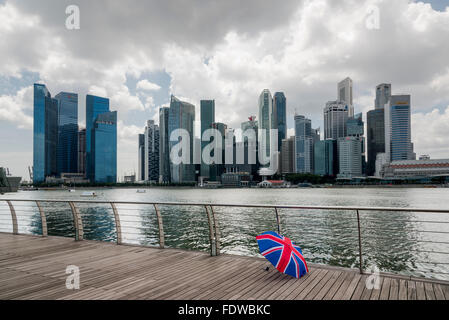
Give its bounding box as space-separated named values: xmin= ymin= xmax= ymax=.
xmin=110 ymin=203 xmax=122 ymax=245
xmin=210 ymin=206 xmax=220 ymax=256
xmin=356 ymin=209 xmax=363 ymax=274
xmin=69 ymin=202 xmax=83 ymax=241
xmin=205 ymin=205 xmax=217 ymax=256
xmin=6 ymin=200 xmax=18 ymax=235
xmin=35 ymin=201 xmax=47 ymax=237
xmin=153 ymin=204 xmax=165 ymax=249
xmin=274 ymin=207 xmax=281 ymax=234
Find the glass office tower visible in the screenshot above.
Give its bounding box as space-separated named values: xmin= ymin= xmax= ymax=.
xmin=314 ymin=139 xmax=337 ymax=176
xmin=324 ymin=101 xmax=348 ymax=140
xmin=258 ymin=89 xmax=273 ymax=161
xmin=367 ymin=109 xmax=385 ymax=176
xmin=78 ymin=128 xmax=86 ymax=176
xmin=55 ymin=92 xmax=78 ymax=175
xmin=387 ymin=95 xmax=413 ymax=161
xmin=33 ymin=84 xmax=58 ymax=183
xmin=159 ymin=107 xmax=170 ymax=183
xmin=86 ymin=95 xmax=110 ymax=182
xmin=138 ymin=134 xmax=145 ymax=181
xmin=294 ymin=115 xmax=313 ymax=174
xmin=144 ymin=120 xmax=160 ymax=182
xmin=273 ymin=92 xmax=286 ymax=152
xmin=200 ymin=100 xmax=215 ymax=179
xmin=92 ymin=111 xmax=117 ymax=183
xmin=168 ymin=95 xmax=196 ymax=183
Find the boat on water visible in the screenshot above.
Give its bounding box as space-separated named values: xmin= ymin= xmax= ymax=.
xmin=80 ymin=191 xmax=97 ymax=197
xmin=136 ymin=189 xmax=146 ymax=193
xmin=0 ymin=167 xmax=21 ymax=193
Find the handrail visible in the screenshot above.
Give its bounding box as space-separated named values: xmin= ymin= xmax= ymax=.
xmin=2 ymin=198 xmax=449 ymax=213
xmin=1 ymin=198 xmax=449 ymax=280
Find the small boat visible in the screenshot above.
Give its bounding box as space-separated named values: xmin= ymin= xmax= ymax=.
xmin=81 ymin=191 xmax=97 ymax=197
xmin=69 ymin=189 xmax=76 ymax=193
xmin=136 ymin=189 xmax=146 ymax=193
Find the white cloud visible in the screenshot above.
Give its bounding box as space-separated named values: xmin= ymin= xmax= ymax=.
xmin=412 ymin=106 xmax=449 ymax=159
xmin=0 ymin=86 xmax=33 ymax=129
xmin=136 ymin=79 xmax=161 ymax=92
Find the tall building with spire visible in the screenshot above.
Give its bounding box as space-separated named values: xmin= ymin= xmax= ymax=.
xmin=338 ymin=77 xmax=354 ymax=117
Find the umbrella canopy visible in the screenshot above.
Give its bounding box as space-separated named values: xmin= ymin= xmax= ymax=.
xmin=256 ymin=231 xmax=308 ymax=279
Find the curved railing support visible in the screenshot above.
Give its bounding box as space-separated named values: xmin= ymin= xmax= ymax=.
xmin=69 ymin=201 xmax=83 ymax=241
xmin=35 ymin=201 xmax=47 ymax=237
xmin=274 ymin=207 xmax=281 ymax=234
xmin=111 ymin=203 xmax=122 ymax=245
xmin=6 ymin=200 xmax=18 ymax=235
xmin=356 ymin=209 xmax=363 ymax=274
xmin=205 ymin=205 xmax=217 ymax=256
xmin=210 ymin=206 xmax=220 ymax=256
xmin=153 ymin=204 xmax=165 ymax=249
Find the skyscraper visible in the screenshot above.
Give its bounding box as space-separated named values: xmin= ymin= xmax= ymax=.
xmin=314 ymin=139 xmax=338 ymax=176
xmin=375 ymin=83 xmax=391 ymax=110
xmin=273 ymin=92 xmax=286 ymax=151
xmin=338 ymin=136 xmax=363 ymax=179
xmin=159 ymin=107 xmax=170 ymax=183
xmin=144 ymin=120 xmax=160 ymax=182
xmin=258 ymin=89 xmax=273 ymax=161
xmin=55 ymin=92 xmax=78 ymax=175
xmin=210 ymin=122 xmax=227 ymax=181
xmin=33 ymin=84 xmax=58 ymax=183
xmin=168 ymin=95 xmax=196 ymax=183
xmin=338 ymin=77 xmax=354 ymax=117
xmin=78 ymin=128 xmax=86 ymax=176
xmin=138 ymin=134 xmax=145 ymax=182
xmin=385 ymin=95 xmax=414 ymax=161
xmin=367 ymin=109 xmax=385 ymax=176
xmin=86 ymin=94 xmax=110 ymax=182
xmin=294 ymin=115 xmax=313 ymax=174
xmin=92 ymin=111 xmax=117 ymax=183
xmin=324 ymin=101 xmax=348 ymax=140
xmin=280 ymin=136 xmax=296 ymax=175
xmin=200 ymin=100 xmax=215 ymax=179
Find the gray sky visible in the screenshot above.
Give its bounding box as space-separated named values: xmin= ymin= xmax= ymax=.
xmin=1 ymin=0 xmax=449 ymax=180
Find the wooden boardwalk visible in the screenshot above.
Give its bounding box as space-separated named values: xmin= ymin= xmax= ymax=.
xmin=1 ymin=233 xmax=448 ymax=300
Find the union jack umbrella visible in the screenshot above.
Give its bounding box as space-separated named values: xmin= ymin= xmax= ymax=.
xmin=256 ymin=231 xmax=308 ymax=279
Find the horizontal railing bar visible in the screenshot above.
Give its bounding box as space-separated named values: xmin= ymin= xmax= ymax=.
xmin=2 ymin=199 xmax=449 ymax=214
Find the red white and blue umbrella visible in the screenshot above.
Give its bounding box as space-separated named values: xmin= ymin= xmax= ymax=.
xmin=256 ymin=231 xmax=308 ymax=279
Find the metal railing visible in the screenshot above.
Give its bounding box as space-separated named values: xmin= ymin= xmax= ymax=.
xmin=1 ymin=198 xmax=449 ymax=281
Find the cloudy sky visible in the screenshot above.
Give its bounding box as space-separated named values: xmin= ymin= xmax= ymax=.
xmin=0 ymin=0 xmax=448 ymax=180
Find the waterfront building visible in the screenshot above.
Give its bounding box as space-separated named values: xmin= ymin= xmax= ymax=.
xmin=168 ymin=95 xmax=196 ymax=183
xmin=367 ymin=109 xmax=385 ymax=176
xmin=273 ymin=92 xmax=287 ymax=151
xmin=33 ymin=84 xmax=59 ymax=183
xmin=210 ymin=122 xmax=227 ymax=181
xmin=294 ymin=115 xmax=313 ymax=174
xmin=375 ymin=83 xmax=391 ymax=109
xmin=86 ymin=94 xmax=110 ymax=182
xmin=280 ymin=136 xmax=296 ymax=175
xmin=92 ymin=111 xmax=117 ymax=183
xmin=159 ymin=107 xmax=170 ymax=183
xmin=258 ymin=89 xmax=273 ymax=162
xmin=78 ymin=128 xmax=86 ymax=176
xmin=55 ymin=92 xmax=78 ymax=176
xmin=323 ymin=101 xmax=348 ymax=140
xmin=241 ymin=116 xmax=258 ymax=134
xmin=144 ymin=120 xmax=160 ymax=182
xmin=380 ymin=159 xmax=449 ymax=179
xmin=312 ymin=128 xmax=320 ymax=144
xmin=338 ymin=77 xmax=354 ymax=117
xmin=200 ymin=100 xmax=215 ymax=179
xmin=138 ymin=134 xmax=145 ymax=181
xmin=385 ymin=95 xmax=414 ymax=162
xmin=347 ymin=112 xmax=366 ymax=174
xmin=314 ymin=139 xmax=338 ymax=177
xmin=337 ymin=136 xmax=363 ymax=179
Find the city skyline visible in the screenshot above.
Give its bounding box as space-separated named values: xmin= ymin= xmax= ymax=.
xmin=1 ymin=0 xmax=449 ymax=180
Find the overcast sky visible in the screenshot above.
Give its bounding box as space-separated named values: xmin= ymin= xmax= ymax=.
xmin=1 ymin=0 xmax=448 ymax=180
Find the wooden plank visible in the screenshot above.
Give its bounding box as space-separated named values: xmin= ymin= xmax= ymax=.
xmin=389 ymin=278 xmax=399 ymax=300
xmin=331 ymin=271 xmax=357 ymax=300
xmin=314 ymin=271 xmax=343 ymax=300
xmin=379 ymin=277 xmax=391 ymax=300
xmin=303 ymin=270 xmax=338 ymax=300
xmin=407 ymin=281 xmax=417 ymax=300
xmin=350 ymin=275 xmax=368 ymax=300
xmin=323 ymin=271 xmax=351 ymax=300
xmin=433 ymin=284 xmax=446 ymax=300
xmin=424 ymin=282 xmax=436 ymax=300
xmin=341 ymin=274 xmax=362 ymax=300
xmin=416 ymin=281 xmax=426 ymax=300
xmin=398 ymin=279 xmax=408 ymax=300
